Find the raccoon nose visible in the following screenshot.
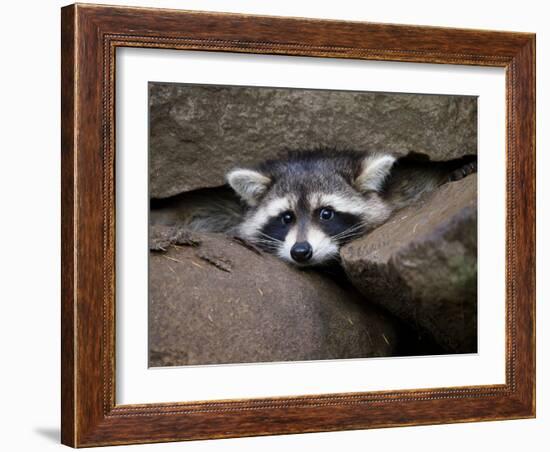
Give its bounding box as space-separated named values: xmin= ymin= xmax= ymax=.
xmin=290 ymin=242 xmax=313 ymax=263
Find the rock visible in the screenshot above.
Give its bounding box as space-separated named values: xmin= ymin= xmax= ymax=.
xmin=149 ymin=231 xmax=400 ymax=366
xmin=150 ymin=83 xmax=477 ymax=198
xmin=341 ymin=175 xmax=477 ymax=353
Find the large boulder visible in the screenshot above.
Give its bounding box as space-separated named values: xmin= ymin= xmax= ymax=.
xmin=341 ymin=175 xmax=477 ymax=353
xmin=149 ymin=229 xmax=401 ymax=366
xmin=150 ymin=83 xmax=477 ymax=198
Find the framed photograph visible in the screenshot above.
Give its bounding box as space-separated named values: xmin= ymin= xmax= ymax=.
xmin=61 ymin=3 xmax=535 ymax=447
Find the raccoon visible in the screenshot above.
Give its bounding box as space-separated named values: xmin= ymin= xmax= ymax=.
xmin=227 ymin=149 xmax=476 ymax=266
xmin=150 ymin=186 xmax=245 ymax=233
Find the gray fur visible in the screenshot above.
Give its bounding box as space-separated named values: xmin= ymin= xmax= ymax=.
xmin=150 ymin=187 xmax=244 ymax=233
xmin=227 ymin=149 xmax=477 ymax=266
xmin=234 ymin=150 xmax=396 ymax=238
xmin=150 ymin=149 xmax=477 ymax=266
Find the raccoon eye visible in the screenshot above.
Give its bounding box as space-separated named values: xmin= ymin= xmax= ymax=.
xmin=319 ymin=207 xmax=334 ymax=221
xmin=281 ymin=211 xmax=294 ymax=225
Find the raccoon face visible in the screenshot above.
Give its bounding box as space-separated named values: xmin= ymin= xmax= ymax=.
xmin=227 ymin=152 xmax=395 ymax=266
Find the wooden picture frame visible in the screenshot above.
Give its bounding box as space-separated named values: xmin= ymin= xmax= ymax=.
xmin=61 ymin=3 xmax=535 ymax=447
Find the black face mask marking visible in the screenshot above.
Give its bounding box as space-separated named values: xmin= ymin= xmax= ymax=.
xmin=229 ymin=150 xmax=476 ymax=266
xmin=315 ymin=209 xmax=364 ymax=244
xmin=260 ymin=211 xmax=294 ymax=244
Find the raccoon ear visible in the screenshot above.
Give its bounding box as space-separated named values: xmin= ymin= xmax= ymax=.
xmin=226 ymin=168 xmax=272 ymax=205
xmin=354 ymin=154 xmax=396 ymax=193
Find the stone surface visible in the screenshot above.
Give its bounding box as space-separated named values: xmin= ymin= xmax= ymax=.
xmin=149 ymin=231 xmax=401 ymax=366
xmin=341 ymin=175 xmax=477 ymax=353
xmin=150 ymin=83 xmax=477 ymax=198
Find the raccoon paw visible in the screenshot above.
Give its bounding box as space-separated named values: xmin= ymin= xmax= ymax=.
xmin=449 ymin=160 xmax=477 ymax=182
